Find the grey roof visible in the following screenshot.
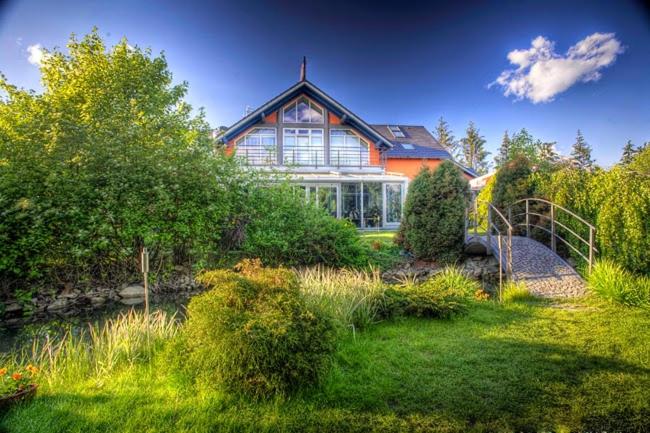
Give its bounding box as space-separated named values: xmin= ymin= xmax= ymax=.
xmin=383 ymin=142 xmax=453 ymax=159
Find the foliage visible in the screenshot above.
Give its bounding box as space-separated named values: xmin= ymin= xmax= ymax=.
xmin=459 ymin=121 xmax=490 ymax=174
xmin=378 ymin=267 xmax=477 ymax=320
xmin=297 ymin=266 xmax=385 ymax=331
xmin=620 ymin=140 xmax=638 ymax=165
xmin=494 ymin=130 xmax=511 ymax=168
xmin=359 ymin=231 xmax=403 ymax=270
xmin=240 ymin=184 xmax=367 ymax=268
xmin=0 ymin=30 xmax=254 ymax=293
xmin=538 ymin=148 xmax=649 ymax=275
xmin=501 ymin=281 xmax=537 ymax=303
xmin=570 ymin=129 xmax=594 ymax=170
xmin=0 ymin=364 xmax=37 ymax=397
xmin=475 ymin=175 xmax=495 ymax=232
xmin=588 ymin=260 xmax=650 ymax=307
xmin=181 ymin=260 xmax=336 ymax=399
xmin=398 ymin=162 xmax=469 ymax=262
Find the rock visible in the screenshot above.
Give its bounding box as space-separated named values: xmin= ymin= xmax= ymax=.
xmin=90 ymin=296 xmax=106 ymax=307
xmin=119 ymin=285 xmax=145 ymax=299
xmin=120 ymin=297 xmax=144 ymax=306
xmin=47 ymin=298 xmax=70 ymax=312
xmin=4 ymin=302 xmax=22 ymax=314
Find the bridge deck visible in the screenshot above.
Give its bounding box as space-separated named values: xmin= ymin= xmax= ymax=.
xmin=468 ymin=235 xmax=587 ymax=298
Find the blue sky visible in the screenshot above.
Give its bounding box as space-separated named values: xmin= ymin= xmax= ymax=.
xmin=1 ymin=0 xmax=648 ymax=166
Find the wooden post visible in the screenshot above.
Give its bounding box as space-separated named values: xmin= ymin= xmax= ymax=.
xmin=589 ymin=226 xmax=595 ymax=274
xmin=486 ymin=207 xmax=492 ymax=255
xmin=141 ymin=247 xmax=150 ymax=320
xmin=473 ymin=199 xmax=478 ymax=236
xmin=550 ymin=204 xmax=556 ymax=253
xmin=498 ymin=234 xmax=503 ymax=301
xmin=525 ymin=199 xmax=530 ymax=238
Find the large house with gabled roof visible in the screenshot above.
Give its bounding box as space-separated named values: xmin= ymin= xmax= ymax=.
xmin=221 ymin=59 xmax=476 ymax=229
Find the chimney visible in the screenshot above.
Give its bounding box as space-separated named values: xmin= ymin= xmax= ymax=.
xmin=300 ymin=56 xmax=307 ymax=81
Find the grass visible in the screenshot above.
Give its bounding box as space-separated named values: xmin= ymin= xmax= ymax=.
xmin=2 ymin=298 xmax=649 ymax=432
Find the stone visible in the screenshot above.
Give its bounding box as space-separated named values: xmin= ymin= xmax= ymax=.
xmin=90 ymin=296 xmax=106 ymax=306
xmin=47 ymin=298 xmax=70 ymax=312
xmin=120 ymin=297 xmax=144 ymax=306
xmin=4 ymin=302 xmax=22 ymax=314
xmin=119 ymin=284 xmax=145 ymax=299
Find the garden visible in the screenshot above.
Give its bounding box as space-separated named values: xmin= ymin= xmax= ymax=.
xmin=1 ymin=31 xmax=649 ymax=432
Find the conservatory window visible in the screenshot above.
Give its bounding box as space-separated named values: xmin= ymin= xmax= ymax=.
xmin=330 ymin=129 xmax=370 ymax=166
xmin=235 ymin=128 xmax=277 ymax=164
xmin=283 ymin=97 xmax=324 ymax=123
xmin=283 ymin=128 xmax=325 ymax=166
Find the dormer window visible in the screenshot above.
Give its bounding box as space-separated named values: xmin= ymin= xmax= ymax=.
xmin=283 ymin=97 xmax=324 ymax=123
xmin=389 ymin=125 xmax=405 ymax=138
xmin=401 ymin=143 xmax=414 ymax=150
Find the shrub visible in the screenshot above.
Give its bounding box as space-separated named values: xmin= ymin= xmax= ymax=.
xmin=181 ymin=260 xmax=336 ymax=399
xmin=398 ymin=161 xmax=469 ymax=262
xmin=297 ymin=266 xmax=385 ymax=331
xmin=378 ymin=267 xmax=476 ymax=319
xmin=241 ymin=185 xmax=368 ymax=268
xmin=588 ymin=260 xmax=650 ymax=307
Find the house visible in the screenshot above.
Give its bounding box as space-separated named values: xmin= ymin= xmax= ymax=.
xmin=221 ymin=59 xmax=476 ymax=229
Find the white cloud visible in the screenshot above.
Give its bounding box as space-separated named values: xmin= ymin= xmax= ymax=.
xmin=490 ymin=33 xmax=624 ymax=103
xmin=26 ymin=43 xmax=48 ymax=66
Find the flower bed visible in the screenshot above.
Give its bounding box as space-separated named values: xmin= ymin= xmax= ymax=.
xmin=0 ymin=365 xmax=38 ymax=410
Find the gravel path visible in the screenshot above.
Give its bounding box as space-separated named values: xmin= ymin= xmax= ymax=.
xmin=471 ymin=235 xmax=588 ymax=298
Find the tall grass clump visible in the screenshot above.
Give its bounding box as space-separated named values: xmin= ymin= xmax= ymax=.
xmin=297 ymin=266 xmax=385 ymax=331
xmin=588 ymin=260 xmax=650 ymax=307
xmin=501 ymin=281 xmax=537 ymax=303
xmin=4 ymin=310 xmax=179 ymax=387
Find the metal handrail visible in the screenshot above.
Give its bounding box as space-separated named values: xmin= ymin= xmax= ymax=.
xmin=508 ymin=198 xmax=597 ymax=273
xmin=466 ymin=198 xmax=513 ymax=298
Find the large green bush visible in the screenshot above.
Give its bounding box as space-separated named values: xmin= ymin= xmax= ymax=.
xmin=538 ymin=148 xmax=649 ymax=275
xmin=180 ymin=260 xmax=336 ymax=399
xmin=491 ymin=156 xmax=536 ymax=232
xmin=240 ymin=185 xmax=367 ymax=268
xmin=397 ymin=161 xmax=469 ymax=262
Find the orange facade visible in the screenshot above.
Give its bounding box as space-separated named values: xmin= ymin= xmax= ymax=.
xmin=385 ymin=158 xmax=473 ymax=180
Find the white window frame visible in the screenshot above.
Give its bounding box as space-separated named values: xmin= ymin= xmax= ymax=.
xmin=282 ymin=97 xmax=324 ymax=124
xmin=283 ymin=128 xmax=325 ymax=166
xmin=383 ymin=182 xmax=405 ymax=226
xmin=329 ymin=128 xmax=370 ymax=167
xmin=235 ymin=127 xmax=277 ymax=165
xmin=388 ymin=125 xmax=405 ymax=138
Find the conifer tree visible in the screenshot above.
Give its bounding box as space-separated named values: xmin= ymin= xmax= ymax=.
xmin=570 ymin=129 xmax=594 ymax=170
xmin=460 ymin=121 xmax=490 ymax=174
xmin=494 ymin=130 xmax=511 ymax=168
xmin=539 ymin=141 xmax=559 ymax=164
xmin=620 ymin=140 xmax=637 ymax=165
xmin=433 ymin=117 xmax=460 ymax=160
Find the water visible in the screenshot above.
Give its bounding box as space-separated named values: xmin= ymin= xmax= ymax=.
xmin=0 ymin=299 xmax=186 ymax=355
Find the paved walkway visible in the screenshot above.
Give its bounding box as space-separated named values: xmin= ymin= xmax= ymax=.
xmin=469 ymin=235 xmax=587 ymax=298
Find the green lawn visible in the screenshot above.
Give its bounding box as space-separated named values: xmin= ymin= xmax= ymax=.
xmin=3 ymin=299 xmax=649 ymax=432
xmin=360 ymin=230 xmax=403 ymax=270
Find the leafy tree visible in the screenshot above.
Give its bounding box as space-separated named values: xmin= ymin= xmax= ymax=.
xmin=460 ymin=121 xmax=490 ymax=174
xmin=494 ymin=130 xmax=511 ymax=168
xmin=570 ymin=130 xmax=594 ymax=170
xmin=433 ymin=117 xmax=460 ymax=160
xmin=397 ymin=161 xmax=469 ymax=262
xmin=509 ymin=128 xmax=542 ymax=162
xmin=620 ymin=140 xmax=638 ymax=165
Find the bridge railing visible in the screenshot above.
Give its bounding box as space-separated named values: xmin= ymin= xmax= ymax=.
xmin=508 ymin=198 xmax=597 ymax=273
xmin=466 ymin=198 xmax=513 ymax=292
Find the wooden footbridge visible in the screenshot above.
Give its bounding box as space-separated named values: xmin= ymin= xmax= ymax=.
xmin=465 ymin=198 xmax=597 ymax=298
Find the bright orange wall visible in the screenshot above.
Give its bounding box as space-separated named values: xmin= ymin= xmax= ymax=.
xmin=385 ymin=158 xmax=473 ymax=180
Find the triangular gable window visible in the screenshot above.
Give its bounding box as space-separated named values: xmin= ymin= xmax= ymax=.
xmin=283 ymin=97 xmax=324 ymax=123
